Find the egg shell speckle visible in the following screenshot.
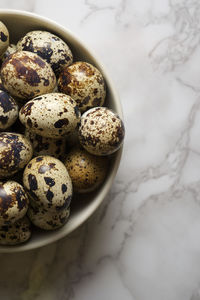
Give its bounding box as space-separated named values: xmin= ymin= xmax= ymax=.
xmin=19 ymin=93 xmax=81 ymax=139
xmin=78 ymin=107 xmax=125 ymax=156
xmin=58 ymin=61 xmax=106 ymax=112
xmin=0 ymin=51 xmax=56 ymax=100
xmin=64 ymin=146 xmax=108 ymax=193
xmin=17 ymin=30 xmax=73 ymax=75
xmin=28 ymin=205 xmax=70 ymax=230
xmin=0 ymin=90 xmax=18 ymax=129
xmin=0 ymin=181 xmax=29 ymax=226
xmin=25 ymin=129 xmax=66 ymax=160
xmin=0 ymin=132 xmax=33 ymax=178
xmin=23 ymin=155 xmax=73 ymax=211
xmin=0 ymin=216 xmax=31 ymax=245
xmin=0 ymin=21 xmax=9 ymax=57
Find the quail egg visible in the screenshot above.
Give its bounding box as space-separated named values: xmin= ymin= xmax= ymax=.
xmin=78 ymin=107 xmax=125 ymax=156
xmin=28 ymin=205 xmax=70 ymax=230
xmin=64 ymin=146 xmax=108 ymax=193
xmin=17 ymin=30 xmax=73 ymax=75
xmin=25 ymin=129 xmax=66 ymax=160
xmin=2 ymin=43 xmax=16 ymax=61
xmin=58 ymin=61 xmax=106 ymax=112
xmin=0 ymin=181 xmax=29 ymax=225
xmin=19 ymin=93 xmax=81 ymax=139
xmin=0 ymin=21 xmax=9 ymax=57
xmin=0 ymin=51 xmax=56 ymax=100
xmin=0 ymin=90 xmax=19 ymax=130
xmin=0 ymin=132 xmax=33 ymax=178
xmin=23 ymin=155 xmax=72 ymax=211
xmin=0 ymin=216 xmax=31 ymax=245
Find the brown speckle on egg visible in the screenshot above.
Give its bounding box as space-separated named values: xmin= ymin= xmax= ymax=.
xmin=28 ymin=174 xmax=38 ymax=191
xmin=61 ymin=184 xmax=67 ymax=194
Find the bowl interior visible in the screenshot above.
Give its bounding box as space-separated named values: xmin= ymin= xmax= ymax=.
xmin=0 ymin=10 xmax=123 ymax=253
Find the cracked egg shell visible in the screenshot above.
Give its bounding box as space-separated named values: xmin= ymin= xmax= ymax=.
xmin=17 ymin=30 xmax=73 ymax=75
xmin=0 ymin=216 xmax=31 ymax=245
xmin=0 ymin=181 xmax=29 ymax=226
xmin=25 ymin=128 xmax=66 ymax=160
xmin=23 ymin=155 xmax=72 ymax=211
xmin=0 ymin=21 xmax=9 ymax=57
xmin=19 ymin=93 xmax=81 ymax=139
xmin=58 ymin=61 xmax=106 ymax=112
xmin=28 ymin=205 xmax=70 ymax=230
xmin=64 ymin=146 xmax=108 ymax=193
xmin=78 ymin=107 xmax=125 ymax=156
xmin=0 ymin=90 xmax=19 ymax=130
xmin=0 ymin=132 xmax=33 ymax=178
xmin=0 ymin=51 xmax=56 ymax=100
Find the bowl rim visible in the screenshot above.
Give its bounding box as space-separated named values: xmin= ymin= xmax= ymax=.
xmin=0 ymin=9 xmax=123 ymax=253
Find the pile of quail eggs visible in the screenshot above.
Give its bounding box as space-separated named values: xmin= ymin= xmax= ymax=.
xmin=0 ymin=21 xmax=125 ymax=246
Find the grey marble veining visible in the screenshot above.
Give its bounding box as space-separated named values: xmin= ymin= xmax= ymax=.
xmin=1 ymin=0 xmax=200 ymax=299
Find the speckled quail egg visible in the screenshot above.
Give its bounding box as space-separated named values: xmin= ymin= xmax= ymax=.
xmin=23 ymin=155 xmax=72 ymax=211
xmin=25 ymin=129 xmax=66 ymax=160
xmin=19 ymin=93 xmax=81 ymax=139
xmin=0 ymin=90 xmax=18 ymax=129
xmin=0 ymin=51 xmax=56 ymax=100
xmin=2 ymin=43 xmax=16 ymax=61
xmin=28 ymin=205 xmax=70 ymax=230
xmin=0 ymin=132 xmax=33 ymax=178
xmin=0 ymin=181 xmax=29 ymax=225
xmin=17 ymin=30 xmax=73 ymax=75
xmin=64 ymin=146 xmax=108 ymax=193
xmin=78 ymin=107 xmax=125 ymax=156
xmin=0 ymin=21 xmax=9 ymax=57
xmin=0 ymin=216 xmax=31 ymax=245
xmin=58 ymin=61 xmax=106 ymax=112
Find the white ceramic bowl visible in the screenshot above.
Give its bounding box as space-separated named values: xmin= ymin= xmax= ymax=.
xmin=0 ymin=10 xmax=123 ymax=253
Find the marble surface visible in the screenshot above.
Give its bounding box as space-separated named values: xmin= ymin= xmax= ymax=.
xmin=1 ymin=0 xmax=200 ymax=299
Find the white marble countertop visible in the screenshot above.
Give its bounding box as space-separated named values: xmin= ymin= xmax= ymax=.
xmin=1 ymin=0 xmax=200 ymax=299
